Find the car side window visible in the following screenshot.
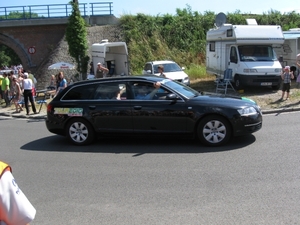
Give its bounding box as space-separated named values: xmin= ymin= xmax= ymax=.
xmin=94 ymin=82 xmax=127 ymax=100
xmin=131 ymin=81 xmax=171 ymax=100
xmin=62 ymin=84 xmax=98 ymax=100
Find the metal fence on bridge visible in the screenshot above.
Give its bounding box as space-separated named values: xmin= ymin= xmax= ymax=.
xmin=0 ymin=2 xmax=113 ymax=20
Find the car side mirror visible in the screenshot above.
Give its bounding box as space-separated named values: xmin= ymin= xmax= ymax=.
xmin=166 ymin=93 xmax=177 ymax=101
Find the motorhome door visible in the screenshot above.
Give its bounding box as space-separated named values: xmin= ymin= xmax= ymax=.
xmin=227 ymin=46 xmax=239 ymax=81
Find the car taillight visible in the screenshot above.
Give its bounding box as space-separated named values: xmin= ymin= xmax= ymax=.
xmin=47 ymin=103 xmax=54 ymax=112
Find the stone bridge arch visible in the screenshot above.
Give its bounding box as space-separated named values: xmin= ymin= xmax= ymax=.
xmin=0 ymin=32 xmax=33 ymax=68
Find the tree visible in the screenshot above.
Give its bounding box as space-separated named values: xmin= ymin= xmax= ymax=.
xmin=65 ymin=0 xmax=89 ymax=80
xmin=0 ymin=45 xmax=21 ymax=67
xmin=0 ymin=11 xmax=38 ymax=20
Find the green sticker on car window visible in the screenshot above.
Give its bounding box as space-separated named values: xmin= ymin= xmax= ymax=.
xmin=54 ymin=108 xmax=83 ymax=116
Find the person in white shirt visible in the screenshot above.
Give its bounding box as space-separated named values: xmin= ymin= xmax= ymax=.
xmin=0 ymin=161 xmax=36 ymax=225
xmin=22 ymin=72 xmax=38 ymax=115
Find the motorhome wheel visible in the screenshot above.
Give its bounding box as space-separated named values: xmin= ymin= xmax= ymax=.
xmin=234 ymin=75 xmax=243 ymax=90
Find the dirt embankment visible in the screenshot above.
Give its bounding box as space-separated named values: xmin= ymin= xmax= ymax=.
xmin=191 ymin=77 xmax=300 ymax=111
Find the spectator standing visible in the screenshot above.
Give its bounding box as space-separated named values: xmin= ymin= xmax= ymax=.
xmin=95 ymin=62 xmax=109 ymax=79
xmin=47 ymin=75 xmax=57 ymax=98
xmin=47 ymin=75 xmax=56 ymax=90
xmin=22 ymin=72 xmax=38 ymax=115
xmin=11 ymin=75 xmax=23 ymax=113
xmin=0 ymin=160 xmax=36 ymax=224
xmin=158 ymin=65 xmax=166 ymax=78
xmin=8 ymin=71 xmax=14 ymax=100
xmin=56 ymin=71 xmax=67 ymax=94
xmin=0 ymin=72 xmax=10 ymax=107
xmin=280 ymin=66 xmax=294 ymax=101
xmin=296 ymin=53 xmax=300 ymax=83
xmin=0 ymin=75 xmax=2 ymax=103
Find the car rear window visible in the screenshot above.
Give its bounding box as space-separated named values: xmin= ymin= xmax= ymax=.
xmin=153 ymin=63 xmax=182 ymax=73
xmin=62 ymin=84 xmax=98 ymax=100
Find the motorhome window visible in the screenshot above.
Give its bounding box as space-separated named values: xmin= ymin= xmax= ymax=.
xmin=209 ymin=42 xmax=215 ymax=52
xmin=238 ymin=46 xmax=277 ymax=62
xmin=230 ymin=47 xmax=238 ymax=63
xmin=227 ymin=29 xmax=233 ymax=37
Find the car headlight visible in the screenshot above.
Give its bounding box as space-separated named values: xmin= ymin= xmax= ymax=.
xmin=183 ymin=77 xmax=189 ymax=82
xmin=237 ymin=106 xmax=258 ymax=116
xmin=275 ymin=68 xmax=282 ymax=73
xmin=243 ymin=69 xmax=257 ymax=73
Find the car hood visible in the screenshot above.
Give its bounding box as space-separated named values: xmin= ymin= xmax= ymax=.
xmin=155 ymin=71 xmax=188 ymax=80
xmin=189 ymin=94 xmax=258 ymax=108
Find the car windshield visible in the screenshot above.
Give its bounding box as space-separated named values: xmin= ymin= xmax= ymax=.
xmin=154 ymin=63 xmax=182 ymax=73
xmin=238 ymin=45 xmax=277 ymax=62
xmin=162 ymin=79 xmax=199 ymax=98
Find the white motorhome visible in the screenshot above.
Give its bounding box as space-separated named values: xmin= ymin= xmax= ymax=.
xmin=206 ymin=16 xmax=284 ymax=90
xmin=273 ymin=28 xmax=300 ymax=74
xmin=90 ymin=39 xmax=129 ymax=79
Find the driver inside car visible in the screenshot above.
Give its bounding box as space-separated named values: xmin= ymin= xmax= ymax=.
xmin=134 ymin=82 xmax=162 ymax=100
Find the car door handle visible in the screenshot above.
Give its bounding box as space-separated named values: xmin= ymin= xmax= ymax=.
xmin=133 ymin=106 xmax=142 ymax=110
xmin=89 ymin=106 xmax=96 ymax=110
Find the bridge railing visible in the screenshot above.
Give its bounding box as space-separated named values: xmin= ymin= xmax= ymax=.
xmin=0 ymin=2 xmax=113 ymax=20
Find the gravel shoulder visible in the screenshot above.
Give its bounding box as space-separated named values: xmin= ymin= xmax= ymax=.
xmin=191 ymin=77 xmax=300 ymax=111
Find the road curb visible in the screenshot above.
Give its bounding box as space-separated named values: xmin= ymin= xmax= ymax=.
xmin=0 ymin=111 xmax=46 ymax=119
xmin=262 ymin=107 xmax=300 ymax=115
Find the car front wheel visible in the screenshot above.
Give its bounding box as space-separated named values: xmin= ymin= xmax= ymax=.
xmin=197 ymin=115 xmax=231 ymax=146
xmin=66 ymin=118 xmax=95 ymax=145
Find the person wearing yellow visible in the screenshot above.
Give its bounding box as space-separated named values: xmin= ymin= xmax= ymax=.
xmin=0 ymin=161 xmax=36 ymax=225
xmin=0 ymin=73 xmax=10 ymax=107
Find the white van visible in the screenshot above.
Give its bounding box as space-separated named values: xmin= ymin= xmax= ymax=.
xmin=142 ymin=60 xmax=190 ymax=86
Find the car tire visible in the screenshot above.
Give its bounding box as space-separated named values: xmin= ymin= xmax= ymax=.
xmin=197 ymin=115 xmax=231 ymax=146
xmin=66 ymin=118 xmax=95 ymax=146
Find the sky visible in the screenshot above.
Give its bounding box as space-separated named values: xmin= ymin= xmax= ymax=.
xmin=0 ymin=0 xmax=299 ymax=17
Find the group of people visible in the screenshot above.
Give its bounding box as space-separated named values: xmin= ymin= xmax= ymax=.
xmin=0 ymin=69 xmax=69 ymax=115
xmin=1 ymin=64 xmax=23 ymax=75
xmin=280 ymin=53 xmax=300 ymax=100
xmin=0 ymin=68 xmax=38 ymax=115
xmin=47 ymin=71 xmax=68 ymax=96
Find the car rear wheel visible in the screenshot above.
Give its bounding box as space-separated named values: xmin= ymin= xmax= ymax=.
xmin=66 ymin=118 xmax=95 ymax=145
xmin=197 ymin=115 xmax=231 ymax=146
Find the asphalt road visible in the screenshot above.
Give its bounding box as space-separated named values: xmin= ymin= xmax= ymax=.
xmin=1 ymin=112 xmax=300 ymax=225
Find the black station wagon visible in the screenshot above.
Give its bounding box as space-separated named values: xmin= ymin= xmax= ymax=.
xmin=45 ymin=75 xmax=262 ymax=146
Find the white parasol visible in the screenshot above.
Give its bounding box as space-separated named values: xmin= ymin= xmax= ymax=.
xmin=48 ymin=62 xmax=76 ymax=70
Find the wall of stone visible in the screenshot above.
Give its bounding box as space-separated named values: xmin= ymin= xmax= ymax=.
xmin=35 ymin=24 xmax=123 ymax=90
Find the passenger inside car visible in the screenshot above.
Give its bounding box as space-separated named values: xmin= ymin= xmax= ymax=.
xmin=94 ymin=83 xmax=126 ymax=100
xmin=133 ymin=82 xmax=164 ymax=100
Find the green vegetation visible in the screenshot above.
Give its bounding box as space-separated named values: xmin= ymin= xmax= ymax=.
xmin=118 ymin=6 xmax=300 ymax=78
xmin=0 ymin=11 xmax=38 ymax=20
xmin=66 ymin=0 xmax=89 ymax=80
xmin=0 ymin=45 xmax=21 ymax=67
